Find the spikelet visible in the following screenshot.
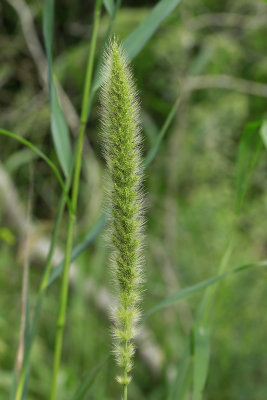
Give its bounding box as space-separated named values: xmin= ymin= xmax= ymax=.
xmin=100 ymin=39 xmax=144 ymax=395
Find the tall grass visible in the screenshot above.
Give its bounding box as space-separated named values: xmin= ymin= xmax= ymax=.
xmin=0 ymin=0 xmax=266 ymax=399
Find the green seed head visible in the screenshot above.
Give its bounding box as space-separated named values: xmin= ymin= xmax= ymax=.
xmin=100 ymin=39 xmax=144 ymax=389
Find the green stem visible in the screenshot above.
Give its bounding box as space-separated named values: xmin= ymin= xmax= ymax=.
xmin=81 ymin=0 xmax=102 ymax=124
xmin=123 ymin=384 xmax=128 ymax=400
xmin=49 ymin=1 xmax=102 ymax=399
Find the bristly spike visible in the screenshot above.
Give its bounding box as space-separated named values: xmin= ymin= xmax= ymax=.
xmin=100 ymin=38 xmax=145 ymax=398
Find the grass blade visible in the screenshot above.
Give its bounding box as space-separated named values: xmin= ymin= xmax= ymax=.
xmin=191 ymin=237 xmax=233 ymax=400
xmin=103 ymin=0 xmax=115 ymax=17
xmin=43 ymin=0 xmax=72 ymax=177
xmin=144 ymin=260 xmax=267 ymax=319
xmin=192 ymin=324 xmax=210 ymax=400
xmin=0 ymin=129 xmax=72 ymax=213
xmin=92 ymin=0 xmax=182 ymax=96
xmin=167 ymin=343 xmax=192 ymax=400
xmin=235 ymin=121 xmax=262 ymax=213
xmin=71 ymin=357 xmax=109 ymax=400
xmin=260 ymin=119 xmax=267 ymax=148
xmin=143 ymin=96 xmax=181 ymax=168
xmin=122 ymin=0 xmax=182 ymax=61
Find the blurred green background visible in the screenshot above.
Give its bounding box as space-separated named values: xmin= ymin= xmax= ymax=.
xmin=0 ymin=0 xmax=267 ymax=399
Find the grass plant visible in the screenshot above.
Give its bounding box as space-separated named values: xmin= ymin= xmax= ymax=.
xmin=100 ymin=40 xmax=144 ymax=399
xmin=0 ymin=0 xmax=267 ymax=399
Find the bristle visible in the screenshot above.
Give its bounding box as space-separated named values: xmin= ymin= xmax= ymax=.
xmin=100 ymin=38 xmax=144 ymax=393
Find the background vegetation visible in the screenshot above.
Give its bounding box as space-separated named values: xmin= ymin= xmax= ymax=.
xmin=0 ymin=0 xmax=267 ymax=399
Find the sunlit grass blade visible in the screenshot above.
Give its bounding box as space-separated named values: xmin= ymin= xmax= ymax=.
xmin=122 ymin=0 xmax=182 ymax=61
xmin=43 ymin=0 xmax=72 ymax=177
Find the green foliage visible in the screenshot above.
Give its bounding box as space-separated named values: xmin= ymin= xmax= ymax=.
xmin=1 ymin=0 xmax=267 ymax=399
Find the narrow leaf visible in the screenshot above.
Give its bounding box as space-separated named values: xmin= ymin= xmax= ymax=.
xmin=71 ymin=357 xmax=109 ymax=400
xmin=191 ymin=237 xmax=233 ymax=400
xmin=43 ymin=0 xmax=72 ymax=176
xmin=103 ymin=0 xmax=115 ymax=17
xmin=123 ymin=0 xmax=181 ymax=61
xmin=144 ymin=260 xmax=267 ymax=319
xmin=259 ymin=119 xmax=267 ymax=148
xmin=0 ymin=129 xmax=72 ymax=213
xmin=193 ymin=324 xmax=210 ymax=400
xmin=168 ymin=344 xmax=192 ymax=400
xmin=143 ymin=96 xmax=180 ymax=168
xmin=235 ymin=121 xmax=262 ymax=212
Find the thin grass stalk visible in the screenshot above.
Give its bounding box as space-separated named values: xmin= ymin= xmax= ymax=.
xmin=49 ymin=1 xmax=102 ymax=399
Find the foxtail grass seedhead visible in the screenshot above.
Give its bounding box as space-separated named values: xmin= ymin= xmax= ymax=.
xmin=100 ymin=39 xmax=144 ymax=392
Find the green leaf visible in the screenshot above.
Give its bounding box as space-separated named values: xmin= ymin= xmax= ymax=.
xmin=123 ymin=0 xmax=181 ymax=61
xmin=5 ymin=149 xmax=38 ymax=173
xmin=235 ymin=120 xmax=262 ymax=213
xmin=0 ymin=129 xmax=72 ymax=213
xmin=144 ymin=260 xmax=267 ymax=319
xmin=103 ymin=0 xmax=115 ymax=17
xmin=143 ymin=96 xmax=181 ymax=168
xmin=259 ymin=119 xmax=267 ymax=148
xmin=191 ymin=237 xmax=233 ymax=400
xmin=71 ymin=357 xmax=109 ymax=400
xmin=193 ymin=324 xmax=210 ymax=400
xmin=168 ymin=344 xmax=192 ymax=400
xmin=43 ymin=0 xmax=72 ymax=177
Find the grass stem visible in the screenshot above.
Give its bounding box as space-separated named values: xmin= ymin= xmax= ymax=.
xmin=49 ymin=1 xmax=102 ymax=398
